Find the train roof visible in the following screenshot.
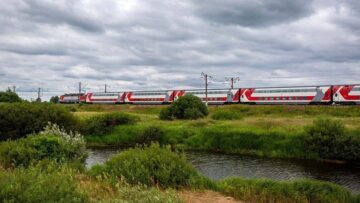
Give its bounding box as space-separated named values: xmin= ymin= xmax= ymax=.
xmin=63 ymin=83 xmax=360 ymax=95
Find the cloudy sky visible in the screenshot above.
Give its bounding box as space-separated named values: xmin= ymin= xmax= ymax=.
xmin=0 ymin=0 xmax=359 ymax=100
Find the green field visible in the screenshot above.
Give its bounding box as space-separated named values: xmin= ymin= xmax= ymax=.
xmin=1 ymin=103 xmax=359 ymax=202
xmin=74 ymin=104 xmax=360 ymax=161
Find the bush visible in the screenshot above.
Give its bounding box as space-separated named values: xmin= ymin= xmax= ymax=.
xmin=135 ymin=126 xmax=165 ymax=146
xmin=81 ymin=112 xmax=138 ymax=136
xmin=305 ymin=118 xmax=360 ymax=161
xmin=89 ymin=144 xmax=208 ymax=188
xmin=0 ymin=102 xmax=78 ymax=140
xmin=219 ymin=177 xmax=353 ymax=203
xmin=0 ymin=90 xmax=22 ymax=103
xmin=0 ymin=124 xmax=87 ymax=168
xmin=160 ymin=94 xmax=208 ymax=120
xmin=0 ymin=164 xmax=88 ymax=203
xmin=211 ymin=109 xmax=242 ymax=120
xmin=50 ymin=95 xmax=60 ymax=103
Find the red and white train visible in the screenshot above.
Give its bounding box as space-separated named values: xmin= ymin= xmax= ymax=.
xmin=60 ymin=84 xmax=360 ymax=105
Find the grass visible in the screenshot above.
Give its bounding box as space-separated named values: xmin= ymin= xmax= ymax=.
xmin=79 ymin=104 xmax=360 ymax=161
xmin=1 ymin=141 xmax=359 ymax=202
xmin=218 ymin=177 xmax=356 ymax=203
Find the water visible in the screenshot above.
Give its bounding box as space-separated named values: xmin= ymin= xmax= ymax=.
xmin=86 ymin=148 xmax=360 ymax=193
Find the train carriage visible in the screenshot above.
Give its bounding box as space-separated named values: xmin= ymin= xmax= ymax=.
xmin=240 ymin=86 xmax=332 ymax=105
xmin=85 ymin=92 xmax=123 ymax=104
xmin=59 ymin=93 xmax=84 ymax=103
xmin=333 ymin=85 xmax=360 ymax=104
xmin=184 ymin=89 xmax=239 ymax=104
xmin=124 ymin=91 xmax=173 ymax=104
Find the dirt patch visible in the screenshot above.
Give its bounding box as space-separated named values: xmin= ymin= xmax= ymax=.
xmin=178 ymin=190 xmax=243 ymax=203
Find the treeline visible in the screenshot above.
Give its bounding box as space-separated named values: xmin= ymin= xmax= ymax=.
xmin=0 ymin=89 xmax=60 ymax=103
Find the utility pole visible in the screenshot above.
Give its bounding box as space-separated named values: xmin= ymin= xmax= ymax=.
xmin=78 ymin=82 xmax=82 ymax=103
xmin=201 ymin=72 xmax=212 ymax=106
xmin=37 ymin=88 xmax=41 ymax=102
xmin=104 ymin=84 xmax=107 ymax=93
xmin=12 ymin=85 xmax=16 ymax=93
xmin=225 ymin=77 xmax=240 ymax=89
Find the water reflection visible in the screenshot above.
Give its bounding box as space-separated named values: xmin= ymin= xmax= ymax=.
xmin=86 ymin=148 xmax=360 ymax=193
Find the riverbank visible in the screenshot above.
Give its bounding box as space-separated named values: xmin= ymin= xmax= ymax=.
xmin=75 ymin=105 xmax=360 ymax=163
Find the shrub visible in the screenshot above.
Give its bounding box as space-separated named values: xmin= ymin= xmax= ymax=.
xmin=0 ymin=90 xmax=22 ymax=103
xmin=0 ymin=164 xmax=88 ymax=203
xmin=135 ymin=126 xmax=165 ymax=146
xmin=160 ymin=94 xmax=208 ymax=120
xmin=219 ymin=177 xmax=353 ymax=203
xmin=211 ymin=109 xmax=242 ymax=120
xmin=0 ymin=102 xmax=77 ymax=140
xmin=49 ymin=95 xmax=60 ymax=103
xmin=0 ymin=123 xmax=87 ymax=168
xmin=81 ymin=112 xmax=138 ymax=136
xmin=89 ymin=144 xmax=207 ymax=188
xmin=304 ymin=118 xmax=360 ymax=161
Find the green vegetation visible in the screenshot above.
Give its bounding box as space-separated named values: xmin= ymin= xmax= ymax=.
xmin=50 ymin=95 xmax=60 ymax=103
xmin=219 ymin=177 xmax=355 ymax=203
xmin=80 ymin=112 xmax=139 ymax=136
xmin=305 ymin=118 xmax=360 ymax=161
xmin=211 ymin=108 xmax=242 ymax=120
xmin=0 ymin=164 xmax=88 ymax=203
xmin=0 ymin=102 xmax=78 ymax=140
xmin=0 ymin=162 xmax=182 ymax=203
xmin=1 ymin=103 xmax=359 ymax=202
xmin=89 ymin=144 xmax=215 ymax=189
xmin=0 ymin=90 xmax=22 ymax=103
xmin=0 ymin=123 xmax=87 ymax=168
xmin=82 ymin=105 xmax=360 ymax=162
xmin=160 ymin=94 xmax=208 ymax=120
xmin=186 ymin=126 xmax=307 ymax=158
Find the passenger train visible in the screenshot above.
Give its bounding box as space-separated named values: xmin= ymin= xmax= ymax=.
xmin=60 ymin=84 xmax=360 ymax=105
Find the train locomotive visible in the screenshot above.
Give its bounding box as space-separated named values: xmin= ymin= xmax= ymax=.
xmin=60 ymin=84 xmax=360 ymax=105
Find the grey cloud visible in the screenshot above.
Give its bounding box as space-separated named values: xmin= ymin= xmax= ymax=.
xmin=21 ymin=0 xmax=103 ymax=32
xmin=0 ymin=0 xmax=359 ymax=100
xmin=193 ymin=0 xmax=314 ymax=27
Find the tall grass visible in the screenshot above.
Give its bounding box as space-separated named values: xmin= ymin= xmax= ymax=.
xmin=211 ymin=109 xmax=242 ymax=120
xmin=219 ymin=177 xmax=355 ymax=203
xmin=0 ymin=163 xmax=88 ymax=203
xmin=89 ymin=144 xmax=216 ymax=189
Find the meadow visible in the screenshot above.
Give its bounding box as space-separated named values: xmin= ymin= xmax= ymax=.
xmin=76 ymin=104 xmax=360 ymax=162
xmin=1 ymin=102 xmax=359 ymax=202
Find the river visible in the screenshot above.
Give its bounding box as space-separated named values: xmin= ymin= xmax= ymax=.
xmin=86 ymin=147 xmax=360 ymax=193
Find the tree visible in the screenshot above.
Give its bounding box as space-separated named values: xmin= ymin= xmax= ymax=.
xmin=50 ymin=95 xmax=59 ymax=103
xmin=0 ymin=90 xmax=22 ymax=103
xmin=159 ymin=94 xmax=208 ymax=120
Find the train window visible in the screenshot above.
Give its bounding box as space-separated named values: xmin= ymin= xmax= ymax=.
xmin=353 ymin=87 xmax=360 ymax=91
